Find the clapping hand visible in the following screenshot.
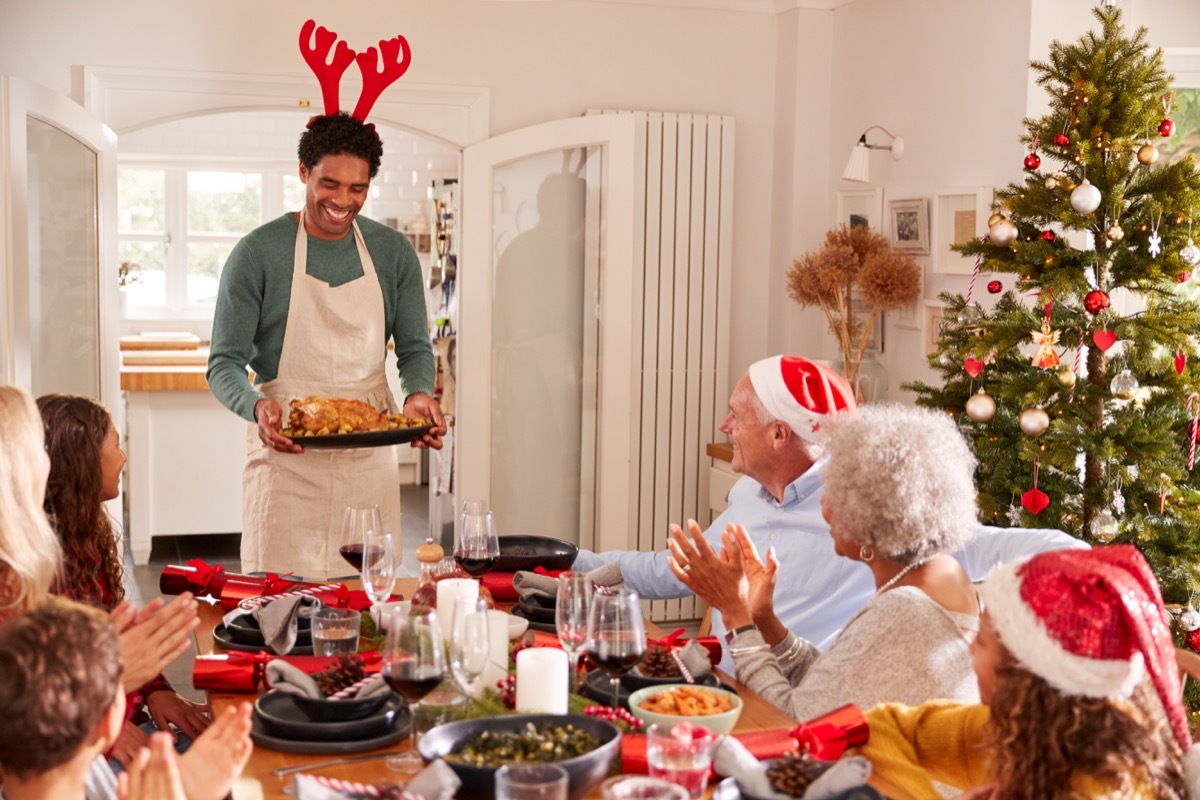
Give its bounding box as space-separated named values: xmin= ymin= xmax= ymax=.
xmin=723 ymin=523 xmax=780 ymax=624
xmin=112 ymin=593 xmax=199 ymax=692
xmin=666 ymin=518 xmax=754 ymax=630
xmin=117 ymin=733 xmax=187 ymax=800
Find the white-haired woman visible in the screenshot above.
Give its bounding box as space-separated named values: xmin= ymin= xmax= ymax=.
xmin=670 ymin=403 xmax=981 ymax=720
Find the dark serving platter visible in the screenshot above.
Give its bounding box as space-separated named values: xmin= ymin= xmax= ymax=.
xmin=285 ymin=425 xmax=433 ymax=450
xmin=417 ymin=713 xmax=620 ymax=800
xmin=494 ymin=535 xmax=579 ymax=573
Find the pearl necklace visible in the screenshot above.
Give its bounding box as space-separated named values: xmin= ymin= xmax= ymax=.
xmin=875 ymin=560 xmax=928 ymax=596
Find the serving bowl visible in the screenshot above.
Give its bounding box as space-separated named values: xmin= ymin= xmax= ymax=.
xmin=494 ymin=535 xmax=579 ymax=573
xmin=417 ymin=713 xmax=620 ymax=800
xmin=627 ymin=684 xmax=743 ymax=735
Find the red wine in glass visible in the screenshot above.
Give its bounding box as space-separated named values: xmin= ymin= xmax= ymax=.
xmin=454 ymin=552 xmax=498 ymax=578
xmin=383 ymin=666 xmax=446 ymax=703
xmin=588 ymin=648 xmax=642 ymax=676
xmin=339 ymin=543 xmax=384 ymax=571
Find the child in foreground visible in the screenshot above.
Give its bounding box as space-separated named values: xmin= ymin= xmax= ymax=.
xmin=860 ymin=545 xmax=1197 ymax=800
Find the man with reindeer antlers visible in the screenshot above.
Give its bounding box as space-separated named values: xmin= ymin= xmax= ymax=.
xmin=207 ymin=20 xmax=446 ymax=579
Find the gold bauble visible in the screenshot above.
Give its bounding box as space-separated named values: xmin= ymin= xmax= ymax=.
xmin=1137 ymin=143 xmax=1160 ymax=165
xmin=1044 ymin=176 xmax=1059 ymax=190
xmin=987 ymin=212 xmax=1005 ymax=227
xmin=1106 ymin=224 xmax=1124 ymax=242
xmin=1019 ymin=406 xmax=1050 ymax=436
xmin=965 ymin=389 xmax=997 ymax=423
xmin=1057 ymin=365 xmax=1076 ymax=388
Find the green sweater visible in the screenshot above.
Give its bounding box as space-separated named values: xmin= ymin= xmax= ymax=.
xmin=207 ymin=213 xmax=435 ymax=422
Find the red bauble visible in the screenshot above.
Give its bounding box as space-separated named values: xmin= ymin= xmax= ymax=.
xmin=1040 ymin=230 xmax=1057 ymax=242
xmin=1053 ymin=133 xmax=1070 ymax=147
xmin=1160 ymin=118 xmax=1176 ymax=137
xmin=1188 ymin=627 xmax=1200 ymax=653
xmin=1084 ymin=290 xmax=1111 ymax=315
xmin=1180 ymin=271 xmax=1192 ymax=283
xmin=1021 ymin=488 xmax=1050 ymax=515
xmin=1023 ymin=153 xmax=1042 ymax=171
xmin=987 ymin=280 xmax=1003 ymax=294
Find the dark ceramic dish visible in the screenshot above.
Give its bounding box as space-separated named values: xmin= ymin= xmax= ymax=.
xmin=493 ymin=535 xmax=579 ymax=573
xmin=290 ymin=686 xmax=395 ymax=722
xmin=253 ymin=689 xmax=401 ymax=741
xmin=416 ymin=713 xmax=620 ymax=800
xmin=224 ymin=613 xmax=312 ymax=646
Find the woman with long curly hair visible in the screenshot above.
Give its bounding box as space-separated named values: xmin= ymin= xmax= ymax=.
xmin=37 ymin=394 xmax=212 ymax=770
xmin=861 ymin=545 xmax=1196 ymax=800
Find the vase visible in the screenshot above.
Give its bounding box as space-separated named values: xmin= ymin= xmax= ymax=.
xmin=839 ymin=346 xmax=888 ymax=404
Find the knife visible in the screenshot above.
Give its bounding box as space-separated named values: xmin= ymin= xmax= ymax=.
xmin=271 ymin=751 xmax=407 ymax=777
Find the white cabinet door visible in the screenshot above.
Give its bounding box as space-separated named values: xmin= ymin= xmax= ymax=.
xmin=0 ymin=77 xmax=119 ymax=412
xmin=458 ymin=115 xmax=636 ymax=554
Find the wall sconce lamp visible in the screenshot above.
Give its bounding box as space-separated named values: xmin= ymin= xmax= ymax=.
xmin=841 ymin=125 xmax=904 ymax=183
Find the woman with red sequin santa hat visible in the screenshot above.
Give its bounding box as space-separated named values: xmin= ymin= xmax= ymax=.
xmin=860 ymin=545 xmax=1200 ymax=799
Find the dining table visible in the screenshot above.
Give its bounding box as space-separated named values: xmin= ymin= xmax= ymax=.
xmin=198 ymin=576 xmax=902 ymax=799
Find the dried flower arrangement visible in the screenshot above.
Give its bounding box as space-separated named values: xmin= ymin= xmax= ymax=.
xmin=787 ymin=226 xmax=922 ymax=399
xmin=118 ymin=261 xmax=143 ymax=288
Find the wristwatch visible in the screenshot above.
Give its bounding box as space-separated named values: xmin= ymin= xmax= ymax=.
xmin=723 ymin=623 xmax=758 ymax=645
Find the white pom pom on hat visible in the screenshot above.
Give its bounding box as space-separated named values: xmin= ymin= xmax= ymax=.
xmin=747 ymin=355 xmax=858 ymax=444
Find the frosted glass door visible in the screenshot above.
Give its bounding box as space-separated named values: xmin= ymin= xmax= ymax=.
xmin=26 ymin=118 xmax=101 ymax=397
xmin=460 ymin=115 xmax=635 ymax=553
xmin=1 ymin=77 xmax=118 ymax=408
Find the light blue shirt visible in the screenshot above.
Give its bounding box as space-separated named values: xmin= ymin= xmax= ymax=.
xmin=574 ymin=455 xmax=1086 ymax=673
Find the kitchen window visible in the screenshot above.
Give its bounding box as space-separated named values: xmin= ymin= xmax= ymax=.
xmin=118 ymin=164 xmax=308 ymax=318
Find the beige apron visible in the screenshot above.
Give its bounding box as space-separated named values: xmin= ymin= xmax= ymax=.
xmin=241 ymin=211 xmax=401 ymax=580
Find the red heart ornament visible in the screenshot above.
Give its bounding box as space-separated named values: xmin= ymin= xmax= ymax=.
xmin=1177 ymin=353 xmax=1187 ymax=375
xmin=963 ymin=358 xmax=984 ymax=378
xmin=1021 ymin=489 xmax=1050 ymax=515
xmin=1093 ymin=330 xmax=1117 ymax=352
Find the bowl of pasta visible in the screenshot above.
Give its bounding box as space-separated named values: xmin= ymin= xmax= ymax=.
xmin=627 ymin=684 xmax=743 ymax=735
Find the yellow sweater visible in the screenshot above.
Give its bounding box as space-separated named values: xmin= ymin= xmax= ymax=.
xmin=860 ymin=701 xmax=1156 ymax=800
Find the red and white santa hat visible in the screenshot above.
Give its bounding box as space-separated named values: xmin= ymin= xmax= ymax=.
xmin=978 ymin=545 xmax=1191 ymax=752
xmin=746 ymin=355 xmax=857 ymax=445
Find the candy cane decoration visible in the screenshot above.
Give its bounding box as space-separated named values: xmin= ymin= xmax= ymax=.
xmin=237 ymin=587 xmax=325 ymax=611
xmin=329 ymin=673 xmax=383 ymax=700
xmin=1070 ymin=333 xmax=1083 ymax=404
xmin=1188 ymin=393 xmax=1200 ymax=470
xmin=965 ymin=251 xmax=983 ymax=306
xmin=298 ymin=775 xmax=381 ymax=797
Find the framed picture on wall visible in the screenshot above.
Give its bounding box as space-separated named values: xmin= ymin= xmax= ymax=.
xmin=923 ymin=300 xmax=948 ymax=355
xmin=889 ymin=198 xmax=930 ymax=254
xmin=933 ymin=188 xmax=992 ymax=274
xmin=836 ymin=188 xmax=884 ymax=232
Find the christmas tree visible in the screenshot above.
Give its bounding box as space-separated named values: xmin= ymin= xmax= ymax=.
xmin=906 ymin=6 xmax=1200 ymax=607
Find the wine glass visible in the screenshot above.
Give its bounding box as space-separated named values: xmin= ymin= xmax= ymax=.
xmin=455 ymin=499 xmax=500 ymax=578
xmin=585 ymin=588 xmax=646 ymax=709
xmin=338 ymin=504 xmax=383 ymax=576
xmin=449 ymin=597 xmax=491 ymax=697
xmin=362 ymin=530 xmax=396 ymax=614
xmin=555 ymin=571 xmax=592 ymax=694
xmin=383 ymin=606 xmax=446 ymax=773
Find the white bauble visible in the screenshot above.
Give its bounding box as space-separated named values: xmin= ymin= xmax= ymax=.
xmin=1091 ymin=509 xmax=1120 ymax=543
xmin=1070 ymin=179 xmax=1102 ymax=214
xmin=1182 ymin=605 xmax=1200 ymax=632
xmin=1181 ymin=238 xmax=1200 ymax=266
xmin=989 ymin=218 xmax=1019 ymax=246
xmin=1018 ymin=406 xmax=1050 ymax=436
xmin=1109 ymin=369 xmax=1139 ymax=400
xmin=965 ymin=389 xmax=997 ymax=422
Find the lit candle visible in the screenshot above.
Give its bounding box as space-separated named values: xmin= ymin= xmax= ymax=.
xmin=515 ymin=647 xmax=568 ymax=714
xmin=481 ymin=610 xmax=512 ymax=691
xmin=436 ymin=578 xmax=479 ymax=642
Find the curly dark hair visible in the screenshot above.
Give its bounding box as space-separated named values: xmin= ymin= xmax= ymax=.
xmin=297 ymin=112 xmax=383 ymax=179
xmin=989 ymin=656 xmax=1187 ymax=800
xmin=0 ymin=596 xmax=122 ymax=779
xmin=36 ymin=394 xmax=124 ymax=610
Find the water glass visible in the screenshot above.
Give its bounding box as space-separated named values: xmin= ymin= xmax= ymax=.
xmin=311 ymin=607 xmax=360 ymax=657
xmin=601 ymin=776 xmax=688 ymax=800
xmin=495 ymin=763 xmax=568 ymax=800
xmin=362 ymin=530 xmax=397 ymax=609
xmin=646 ymin=723 xmax=716 ymax=799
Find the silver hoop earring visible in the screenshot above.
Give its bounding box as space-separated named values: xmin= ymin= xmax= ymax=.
xmin=859 ymin=545 xmax=875 ymax=562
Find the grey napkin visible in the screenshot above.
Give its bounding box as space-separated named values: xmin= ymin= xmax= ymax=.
xmin=512 ymin=562 xmax=624 ymax=602
xmin=712 ymin=735 xmax=873 ymax=800
xmin=630 ymin=639 xmax=713 ymax=680
xmin=255 ymin=594 xmax=323 ymax=654
xmin=291 ymin=760 xmax=461 ymax=800
xmin=266 ymin=661 xmax=390 ymax=699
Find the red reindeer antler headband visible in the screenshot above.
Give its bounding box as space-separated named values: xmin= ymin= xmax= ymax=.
xmin=299 ymin=19 xmax=412 ymax=122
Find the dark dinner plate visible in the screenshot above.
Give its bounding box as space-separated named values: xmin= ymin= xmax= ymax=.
xmin=494 ymin=535 xmax=579 ymax=573
xmin=732 ymin=769 xmax=886 ymax=800
xmin=516 ymin=597 xmax=556 ymax=623
xmin=224 ymin=613 xmax=312 ymax=646
xmin=286 ymin=425 xmax=433 ymax=450
xmin=509 ymin=605 xmax=557 ymax=634
xmin=212 ymin=623 xmax=314 ymax=655
xmin=250 ymin=709 xmax=409 ymax=754
xmin=253 ymin=689 xmax=402 ymax=741
xmin=582 ymin=668 xmax=722 ymax=710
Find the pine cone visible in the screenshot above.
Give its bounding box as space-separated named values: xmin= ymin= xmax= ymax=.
xmin=766 ymin=751 xmax=826 ymax=798
xmin=313 ymin=653 xmax=367 ymax=697
xmin=637 ymin=644 xmax=681 ymax=678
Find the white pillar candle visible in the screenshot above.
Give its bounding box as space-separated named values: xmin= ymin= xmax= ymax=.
xmin=436 ymin=578 xmax=479 ymax=642
xmin=515 ymin=647 xmax=569 ymax=714
xmin=481 ymin=609 xmax=512 ymax=692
